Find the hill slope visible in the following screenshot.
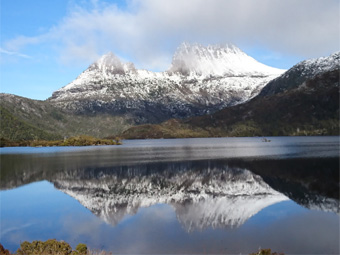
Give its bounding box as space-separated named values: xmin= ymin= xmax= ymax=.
xmin=0 ymin=93 xmax=132 ymax=140
xmin=0 ymin=105 xmax=60 ymax=141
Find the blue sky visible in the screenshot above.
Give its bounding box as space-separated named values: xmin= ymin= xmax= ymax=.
xmin=1 ymin=0 xmax=339 ymax=100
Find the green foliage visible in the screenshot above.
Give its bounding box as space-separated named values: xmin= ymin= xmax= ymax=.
xmin=0 ymin=94 xmax=132 ymax=141
xmin=121 ymin=119 xmax=210 ymax=139
xmin=70 ymin=244 xmax=87 ymax=255
xmin=16 ymin=240 xmax=72 ymax=255
xmin=0 ymin=106 xmax=61 ymax=141
xmin=1 ymin=240 xmax=113 ymax=255
xmin=60 ymin=135 xmax=119 ymax=146
xmin=50 ymin=110 xmax=64 ymax=121
xmin=227 ymin=121 xmax=262 ymax=137
xmin=75 ymin=244 xmax=87 ymax=255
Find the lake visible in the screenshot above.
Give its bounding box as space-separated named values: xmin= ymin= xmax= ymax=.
xmin=0 ymin=136 xmax=339 ymax=254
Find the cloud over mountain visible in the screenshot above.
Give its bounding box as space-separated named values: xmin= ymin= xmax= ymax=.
xmin=4 ymin=0 xmax=339 ymax=70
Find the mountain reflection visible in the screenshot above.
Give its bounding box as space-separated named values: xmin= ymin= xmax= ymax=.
xmin=1 ymin=153 xmax=339 ymax=230
xmin=52 ymin=162 xmax=288 ymax=231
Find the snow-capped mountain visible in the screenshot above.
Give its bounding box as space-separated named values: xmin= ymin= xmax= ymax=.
xmin=49 ymin=43 xmax=285 ymax=124
xmin=53 ymin=164 xmax=288 ymax=231
xmin=120 ymin=50 xmax=339 ymax=138
xmin=259 ymin=51 xmax=339 ymax=96
xmin=169 ymin=42 xmax=283 ymax=77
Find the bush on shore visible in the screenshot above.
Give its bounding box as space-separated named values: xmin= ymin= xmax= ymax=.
xmin=0 ymin=243 xmax=10 ymax=255
xmin=0 ymin=240 xmax=104 ymax=255
xmin=0 ymin=135 xmax=122 ymax=147
xmin=250 ymin=248 xmax=284 ymax=255
xmin=1 ymin=241 xmax=283 ymax=255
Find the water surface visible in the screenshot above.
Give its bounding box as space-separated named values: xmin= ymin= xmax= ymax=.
xmin=1 ymin=137 xmax=339 ymax=254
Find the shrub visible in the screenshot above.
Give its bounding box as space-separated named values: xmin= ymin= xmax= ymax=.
xmin=249 ymin=248 xmax=284 ymax=255
xmin=0 ymin=243 xmax=10 ymax=255
xmin=16 ymin=239 xmax=72 ymax=255
xmin=73 ymin=244 xmax=87 ymax=255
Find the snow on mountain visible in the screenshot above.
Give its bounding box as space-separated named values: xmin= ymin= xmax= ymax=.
xmin=259 ymin=51 xmax=339 ymax=96
xmin=168 ymin=42 xmax=284 ymax=77
xmin=49 ymin=43 xmax=285 ymax=123
xmin=53 ymin=165 xmax=288 ymax=231
xmin=278 ymin=51 xmax=340 ymax=83
xmin=89 ymin=52 xmax=137 ymax=76
xmin=174 ymin=195 xmax=287 ymax=232
xmin=301 ymin=196 xmax=339 ymax=214
xmin=298 ymin=51 xmax=339 ymax=77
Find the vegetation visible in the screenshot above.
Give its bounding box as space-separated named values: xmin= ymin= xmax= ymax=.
xmin=0 ymin=135 xmax=122 ymax=147
xmin=122 ymin=119 xmax=210 ymax=139
xmin=0 ymin=240 xmax=112 ymax=255
xmin=16 ymin=240 xmax=73 ymax=255
xmin=1 ymin=242 xmax=284 ymax=255
xmin=0 ymin=106 xmax=61 ymax=141
xmin=249 ymin=248 xmax=284 ymax=255
xmin=0 ymin=244 xmax=10 ymax=255
xmin=0 ymin=94 xmax=132 ymax=141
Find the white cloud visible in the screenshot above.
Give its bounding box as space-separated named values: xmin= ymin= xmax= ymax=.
xmin=4 ymin=0 xmax=339 ymax=70
xmin=0 ymin=47 xmax=32 ymax=59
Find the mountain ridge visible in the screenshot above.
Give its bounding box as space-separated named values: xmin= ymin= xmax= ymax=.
xmin=259 ymin=51 xmax=339 ymax=97
xmin=0 ymin=44 xmax=338 ymax=141
xmin=48 ymin=43 xmax=284 ymax=124
xmin=122 ymin=52 xmax=339 ymax=138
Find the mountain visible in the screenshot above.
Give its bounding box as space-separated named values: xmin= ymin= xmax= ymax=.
xmin=1 ymin=44 xmax=338 ymax=141
xmin=259 ymin=51 xmax=339 ymax=96
xmin=122 ymin=52 xmax=340 ymax=138
xmin=48 ymin=43 xmax=284 ymax=124
xmin=0 ymin=94 xmax=63 ymax=141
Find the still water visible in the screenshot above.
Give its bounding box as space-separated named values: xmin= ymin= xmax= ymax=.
xmin=0 ymin=137 xmax=339 ymax=254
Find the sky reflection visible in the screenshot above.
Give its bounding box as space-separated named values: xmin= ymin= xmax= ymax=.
xmin=1 ymin=137 xmax=339 ymax=254
xmin=1 ymin=179 xmax=339 ymax=254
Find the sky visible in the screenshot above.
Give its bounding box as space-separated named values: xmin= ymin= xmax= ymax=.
xmin=1 ymin=0 xmax=339 ymax=100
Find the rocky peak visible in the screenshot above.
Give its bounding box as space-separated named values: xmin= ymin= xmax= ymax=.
xmin=168 ymin=42 xmax=284 ymax=77
xmin=174 ymin=42 xmax=243 ymax=57
xmin=89 ymin=51 xmax=136 ymax=75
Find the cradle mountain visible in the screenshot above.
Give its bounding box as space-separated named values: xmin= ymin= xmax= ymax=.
xmin=0 ymin=43 xmax=339 ymax=141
